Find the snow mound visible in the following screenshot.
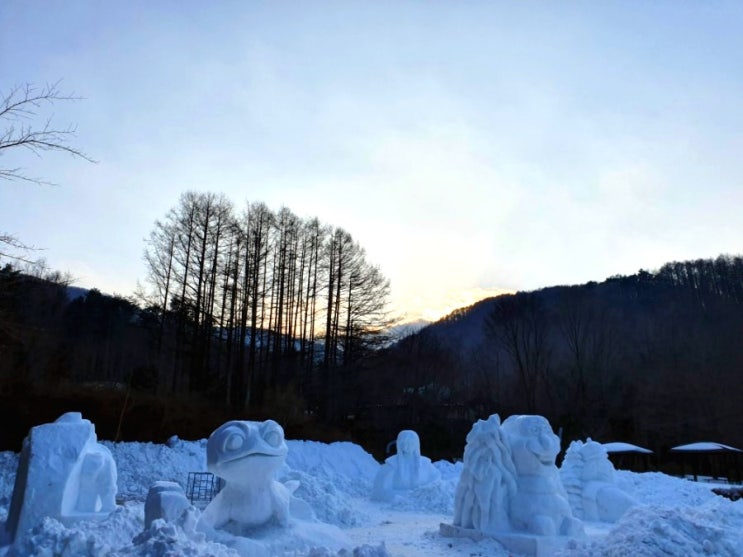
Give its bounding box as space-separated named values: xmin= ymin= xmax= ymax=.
xmin=102 ymin=439 xmax=206 ymax=500
xmin=560 ymin=501 xmax=743 ymax=557
xmin=126 ymin=519 xmax=239 ymax=557
xmin=432 ymin=459 xmax=463 ymax=481
xmin=285 ymin=441 xmax=380 ymax=498
xmin=0 ymin=452 xmax=19 ymax=510
xmin=9 ymin=503 xmax=144 ymax=557
xmin=388 ymin=476 xmax=458 ymax=514
xmin=280 ymin=469 xmax=368 ymax=527
xmin=615 ymin=470 xmax=720 ymax=507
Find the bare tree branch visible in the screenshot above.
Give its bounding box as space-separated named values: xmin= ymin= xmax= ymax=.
xmin=0 ymin=80 xmax=96 ymax=186
xmin=1 ymin=80 xmax=94 ymax=260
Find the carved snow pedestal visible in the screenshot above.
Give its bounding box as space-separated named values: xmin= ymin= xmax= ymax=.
xmin=2 ymin=412 xmax=117 ymax=546
xmin=441 ymin=414 xmax=584 ymax=557
xmin=372 ymin=430 xmax=440 ymax=501
xmin=560 ymin=438 xmax=637 ymax=522
xmin=193 ymin=419 xmax=349 ymax=557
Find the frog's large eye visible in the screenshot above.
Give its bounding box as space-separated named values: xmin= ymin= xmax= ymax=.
xmin=221 ymin=426 xmax=244 ymax=453
xmin=264 ymin=428 xmax=283 ymax=448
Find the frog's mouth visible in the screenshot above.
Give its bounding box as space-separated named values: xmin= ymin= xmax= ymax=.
xmin=222 ymin=452 xmax=284 ymax=466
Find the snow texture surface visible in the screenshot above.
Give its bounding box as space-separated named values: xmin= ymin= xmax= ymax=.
xmin=0 ymin=428 xmax=742 ymax=556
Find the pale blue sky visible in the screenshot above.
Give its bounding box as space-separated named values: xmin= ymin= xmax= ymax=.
xmin=2 ymin=1 xmax=742 ymax=321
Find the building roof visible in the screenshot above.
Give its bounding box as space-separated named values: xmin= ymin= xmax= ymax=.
xmin=602 ymin=441 xmax=653 ymax=454
xmin=670 ymin=442 xmax=742 ymax=453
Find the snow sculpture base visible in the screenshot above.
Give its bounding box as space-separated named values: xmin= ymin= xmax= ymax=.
xmin=372 ymin=430 xmax=440 ymax=502
xmin=440 ymin=523 xmax=575 ymax=557
xmin=4 ymin=412 xmax=117 ymax=545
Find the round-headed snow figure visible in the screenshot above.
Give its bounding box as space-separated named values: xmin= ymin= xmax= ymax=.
xmin=372 ymin=429 xmax=440 ymax=501
xmin=199 ymin=419 xmax=291 ymax=533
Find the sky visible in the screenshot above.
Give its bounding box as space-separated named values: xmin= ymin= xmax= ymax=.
xmin=1 ymin=1 xmax=742 ymax=322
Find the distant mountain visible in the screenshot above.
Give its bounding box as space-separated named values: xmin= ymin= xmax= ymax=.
xmin=385 ymin=319 xmax=430 ymax=343
xmin=357 ymin=254 xmax=743 ymax=453
xmin=66 ymin=286 xmax=89 ymax=301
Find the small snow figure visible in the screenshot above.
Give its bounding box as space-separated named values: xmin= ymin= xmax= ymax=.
xmin=198 ymin=419 xmax=310 ymax=535
xmin=372 ymin=430 xmax=440 ymax=501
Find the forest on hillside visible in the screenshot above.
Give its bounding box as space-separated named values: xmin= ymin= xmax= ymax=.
xmin=1 ymin=250 xmax=742 ymax=463
xmin=357 ymin=255 xmax=743 ymax=459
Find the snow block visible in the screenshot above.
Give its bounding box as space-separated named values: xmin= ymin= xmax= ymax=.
xmin=144 ymin=481 xmax=191 ymax=529
xmin=3 ymin=412 xmax=117 ymax=544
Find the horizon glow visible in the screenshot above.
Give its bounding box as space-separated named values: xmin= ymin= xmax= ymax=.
xmin=2 ymin=2 xmax=742 ymax=323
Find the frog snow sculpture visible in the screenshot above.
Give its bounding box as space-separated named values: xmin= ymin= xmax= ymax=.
xmin=444 ymin=414 xmax=583 ymax=556
xmin=372 ymin=430 xmax=440 ymax=501
xmin=560 ymin=438 xmax=637 ymax=522
xmin=198 ymin=419 xmax=312 ymax=535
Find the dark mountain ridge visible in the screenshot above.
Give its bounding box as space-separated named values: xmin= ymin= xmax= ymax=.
xmin=353 ymin=255 xmax=743 ymax=458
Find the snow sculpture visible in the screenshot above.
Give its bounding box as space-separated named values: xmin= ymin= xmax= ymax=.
xmin=560 ymin=438 xmax=637 ymax=522
xmin=3 ymin=412 xmax=117 ymax=544
xmin=372 ymin=430 xmax=440 ymax=501
xmin=198 ymin=419 xmax=311 ymax=534
xmin=195 ymin=419 xmax=350 ymax=556
xmin=145 ymin=481 xmax=192 ymax=529
xmin=443 ymin=414 xmax=582 ymax=557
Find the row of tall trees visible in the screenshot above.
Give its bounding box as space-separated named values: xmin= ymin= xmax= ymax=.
xmin=142 ymin=192 xmax=391 ymax=415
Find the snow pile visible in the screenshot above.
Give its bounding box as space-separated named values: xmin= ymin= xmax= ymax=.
xmin=3 ymin=426 xmax=743 ymax=557
xmin=386 ymin=460 xmax=460 ymax=515
xmin=285 ymin=441 xmax=379 ymax=498
xmin=560 ymin=500 xmax=743 ymax=557
xmin=9 ymin=503 xmax=143 ymax=557
xmin=280 ymin=469 xmax=367 ymax=527
xmin=102 ymin=439 xmax=206 ymax=500
xmin=614 ymin=470 xmax=720 ymax=507
xmin=126 ymin=515 xmax=239 ymax=557
xmin=387 ymin=476 xmax=458 ymax=514
xmin=279 ymin=440 xmax=381 ymax=527
xmin=0 ymin=453 xmax=18 ymax=510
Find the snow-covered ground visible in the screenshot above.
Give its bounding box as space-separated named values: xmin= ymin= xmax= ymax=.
xmin=1 ymin=435 xmax=742 ymax=556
